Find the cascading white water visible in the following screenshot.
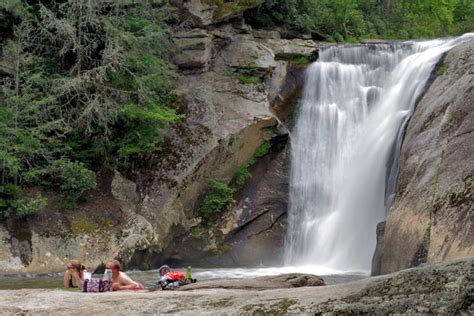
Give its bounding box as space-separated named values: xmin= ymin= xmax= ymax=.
xmin=284 ymin=34 xmax=474 ymax=272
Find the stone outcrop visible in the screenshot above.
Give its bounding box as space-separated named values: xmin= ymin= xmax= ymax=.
xmin=314 ymin=257 xmax=474 ymax=314
xmin=371 ymin=221 xmax=386 ymax=276
xmin=218 ymin=141 xmax=289 ymax=266
xmin=216 ymin=35 xmax=277 ymax=70
xmin=173 ymin=29 xmax=213 ymax=72
xmin=134 ymin=33 xmax=314 ymax=268
xmin=178 ymin=273 xmax=325 ymax=290
xmin=0 ymin=257 xmax=472 ymax=315
xmin=257 ymin=38 xmax=320 ymax=59
xmin=377 ymin=40 xmax=474 ymax=274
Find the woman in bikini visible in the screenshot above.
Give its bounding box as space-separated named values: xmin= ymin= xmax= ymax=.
xmin=63 ymin=259 xmax=87 ymax=288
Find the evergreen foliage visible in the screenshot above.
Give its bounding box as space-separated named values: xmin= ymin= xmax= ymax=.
xmin=200 ymin=141 xmax=272 ymax=219
xmin=201 ymin=179 xmax=235 ymax=218
xmin=0 ymin=0 xmax=180 ymax=218
xmin=246 ymin=0 xmax=473 ymax=41
xmin=233 ymin=141 xmax=271 ymax=188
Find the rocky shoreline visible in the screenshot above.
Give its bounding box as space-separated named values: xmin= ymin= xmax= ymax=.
xmin=0 ymin=257 xmax=472 ymax=315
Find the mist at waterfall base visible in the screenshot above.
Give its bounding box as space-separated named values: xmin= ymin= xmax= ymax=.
xmin=284 ymin=33 xmax=474 ymax=275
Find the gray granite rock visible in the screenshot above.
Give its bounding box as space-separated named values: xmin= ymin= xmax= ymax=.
xmin=172 ymin=29 xmax=213 ymax=72
xmin=216 ymin=35 xmax=276 ymax=70
xmin=379 ymin=40 xmax=474 ymax=274
xmin=252 ymin=29 xmax=281 ymax=39
xmin=0 ymin=258 xmax=472 ymax=315
xmin=179 ymin=273 xmax=325 ymax=291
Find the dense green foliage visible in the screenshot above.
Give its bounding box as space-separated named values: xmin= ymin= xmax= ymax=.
xmin=233 ymin=141 xmax=271 ymax=188
xmin=203 ymin=0 xmax=263 ymax=19
xmin=246 ymin=0 xmax=473 ymax=41
xmin=0 ymin=0 xmax=180 ymax=218
xmin=201 ymin=178 xmax=235 ymax=218
xmin=276 ymin=55 xmax=314 ymax=65
xmin=200 ymin=141 xmax=272 ymax=218
xmin=224 ymin=67 xmax=261 ymax=84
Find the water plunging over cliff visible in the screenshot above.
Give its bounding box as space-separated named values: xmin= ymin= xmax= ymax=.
xmin=284 ymin=34 xmax=474 ymax=272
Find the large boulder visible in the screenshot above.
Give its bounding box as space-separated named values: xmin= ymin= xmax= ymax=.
xmin=378 ymin=40 xmax=474 ymax=274
xmin=315 ymin=257 xmax=474 ymax=314
xmin=215 ymin=35 xmax=276 ymax=71
xmin=256 ymin=38 xmax=320 ymax=59
xmin=130 ymin=67 xmax=276 ymax=267
xmin=0 ymin=196 xmax=152 ymax=273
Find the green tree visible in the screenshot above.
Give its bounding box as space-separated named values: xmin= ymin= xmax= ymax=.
xmin=247 ymin=0 xmax=471 ymax=40
xmin=0 ymin=0 xmax=181 ymax=218
xmin=201 ymin=179 xmax=235 ymax=219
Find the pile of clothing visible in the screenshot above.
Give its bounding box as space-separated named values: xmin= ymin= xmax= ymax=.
xmin=154 ymin=265 xmax=196 ymax=290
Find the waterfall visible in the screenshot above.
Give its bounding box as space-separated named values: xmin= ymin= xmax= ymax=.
xmin=284 ymin=34 xmax=474 ymax=272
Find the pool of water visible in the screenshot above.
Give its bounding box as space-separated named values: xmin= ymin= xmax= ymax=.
xmin=0 ymin=266 xmax=368 ymax=290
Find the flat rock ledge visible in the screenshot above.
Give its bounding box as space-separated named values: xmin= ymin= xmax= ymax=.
xmin=178 ymin=273 xmax=325 ymax=291
xmin=0 ymin=257 xmax=472 ymax=315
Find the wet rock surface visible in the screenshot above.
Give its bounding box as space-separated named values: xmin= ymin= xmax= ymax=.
xmin=0 ymin=258 xmax=472 ymax=315
xmin=379 ymin=40 xmax=474 ymax=274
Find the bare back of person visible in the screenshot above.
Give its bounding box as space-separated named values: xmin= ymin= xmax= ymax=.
xmin=106 ymin=260 xmax=144 ymax=291
xmin=112 ymin=271 xmax=142 ymax=290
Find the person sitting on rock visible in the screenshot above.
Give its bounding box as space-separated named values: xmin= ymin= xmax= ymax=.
xmin=63 ymin=259 xmax=87 ymax=288
xmin=106 ymin=260 xmax=144 ymax=291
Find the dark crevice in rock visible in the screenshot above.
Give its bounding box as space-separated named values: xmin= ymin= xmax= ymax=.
xmin=248 ymin=211 xmax=287 ymax=238
xmin=270 ymin=65 xmax=306 ymax=122
xmin=126 ymin=248 xmax=161 ymax=271
xmin=371 ymin=221 xmax=386 ymax=276
xmin=410 ymin=231 xmax=430 ymax=268
xmin=229 ymin=209 xmax=270 ymax=237
xmin=450 ymin=128 xmax=474 ymax=140
xmin=6 ymin=221 xmax=33 ymax=266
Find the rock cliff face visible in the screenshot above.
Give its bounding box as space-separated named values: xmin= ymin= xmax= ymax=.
xmin=131 ymin=21 xmax=315 ymax=268
xmin=0 ymin=2 xmax=316 ymax=273
xmin=376 ymin=40 xmax=474 ymax=274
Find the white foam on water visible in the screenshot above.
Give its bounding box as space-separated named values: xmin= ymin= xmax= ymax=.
xmin=193 ymin=265 xmax=367 ymax=280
